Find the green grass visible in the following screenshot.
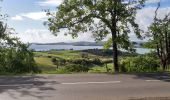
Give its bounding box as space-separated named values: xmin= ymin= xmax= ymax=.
xmin=34 ymin=50 xmax=114 ymax=74
xmin=34 ymin=57 xmax=58 ymax=74
xmin=35 ymin=50 xmax=82 ymax=59
xmin=167 ymin=65 xmax=170 ymax=72
xmin=35 ymin=50 xmax=167 ymax=74
xmin=88 ymin=64 xmax=114 ymax=73
xmin=34 ymin=50 xmax=110 ymax=60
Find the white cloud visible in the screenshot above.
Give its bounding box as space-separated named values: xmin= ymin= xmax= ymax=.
xmin=11 ymin=15 xmax=23 ymax=21
xmin=11 ymin=0 xmax=164 ymax=21
xmin=36 ymin=0 xmax=63 ymax=6
xmin=11 ymin=5 xmax=170 ymax=43
xmin=11 ymin=12 xmax=48 ymax=21
xmin=35 ymin=0 xmax=162 ymax=7
xmin=13 ymin=29 xmax=94 ymax=43
xmin=136 ymin=7 xmax=170 ymax=32
xmin=22 ymin=12 xmax=47 ymax=21
xmin=146 ymin=0 xmax=160 ymax=4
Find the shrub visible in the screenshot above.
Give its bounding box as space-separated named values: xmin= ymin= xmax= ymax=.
xmin=102 ymin=59 xmax=113 ymax=64
xmin=91 ymin=58 xmax=102 ymax=65
xmin=51 ymin=58 xmax=67 ymax=68
xmin=64 ymin=64 xmax=89 ymax=72
xmin=120 ymin=55 xmax=160 ymax=72
xmin=51 ymin=58 xmax=60 ymax=68
xmin=51 ymin=57 xmax=57 ymax=63
xmin=0 ymin=44 xmax=40 ymax=73
xmin=81 ymin=53 xmax=89 ymax=58
xmin=47 ymin=56 xmax=52 ymax=58
xmin=69 ymin=58 xmax=103 ymax=66
xmin=60 ymin=59 xmax=66 ymax=65
xmin=70 ymin=58 xmax=91 ymax=65
xmin=0 ymin=21 xmax=40 ymax=74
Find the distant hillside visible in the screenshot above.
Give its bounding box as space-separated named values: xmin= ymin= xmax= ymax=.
xmin=33 ymin=41 xmax=104 ymax=46
xmin=32 ymin=41 xmax=144 ymax=47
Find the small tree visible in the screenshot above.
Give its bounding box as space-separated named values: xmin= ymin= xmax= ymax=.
xmin=81 ymin=53 xmax=88 ymax=58
xmin=147 ymin=3 xmax=170 ymax=70
xmin=45 ymin=0 xmax=146 ymax=72
xmin=0 ymin=1 xmax=38 ymax=73
xmin=51 ymin=58 xmax=60 ymax=68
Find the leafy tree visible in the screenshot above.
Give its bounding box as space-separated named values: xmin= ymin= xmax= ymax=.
xmin=0 ymin=11 xmax=38 ymax=74
xmin=0 ymin=22 xmax=38 ymax=73
xmin=147 ymin=3 xmax=170 ymax=70
xmin=45 ymin=0 xmax=146 ymax=72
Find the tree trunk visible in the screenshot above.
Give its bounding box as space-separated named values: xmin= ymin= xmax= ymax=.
xmin=168 ymin=50 xmax=170 ymax=66
xmin=162 ymin=61 xmax=166 ymax=71
xmin=112 ymin=39 xmax=119 ymax=72
xmin=167 ymin=33 xmax=170 ymax=65
xmin=112 ymin=26 xmax=119 ymax=72
xmin=110 ymin=0 xmax=119 ymax=72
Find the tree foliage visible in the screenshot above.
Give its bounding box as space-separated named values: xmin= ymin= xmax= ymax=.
xmin=147 ymin=3 xmax=170 ymax=70
xmin=0 ymin=19 xmax=39 ymax=74
xmin=45 ymin=0 xmax=146 ymax=72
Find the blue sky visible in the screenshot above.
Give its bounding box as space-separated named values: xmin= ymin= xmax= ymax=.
xmin=1 ymin=0 xmax=170 ymax=43
xmin=2 ymin=0 xmax=56 ymax=33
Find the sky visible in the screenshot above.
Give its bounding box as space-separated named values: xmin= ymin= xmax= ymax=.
xmin=1 ymin=0 xmax=170 ymax=43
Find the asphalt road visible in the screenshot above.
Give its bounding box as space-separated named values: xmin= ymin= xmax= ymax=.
xmin=0 ymin=73 xmax=170 ymax=100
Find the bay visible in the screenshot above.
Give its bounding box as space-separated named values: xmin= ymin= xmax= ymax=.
xmin=29 ymin=44 xmax=152 ymax=54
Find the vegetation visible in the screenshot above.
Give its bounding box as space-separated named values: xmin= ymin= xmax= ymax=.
xmin=120 ymin=54 xmax=160 ymax=72
xmin=0 ymin=16 xmax=39 ymax=74
xmin=45 ymin=0 xmax=146 ymax=72
xmin=0 ymin=1 xmax=170 ymax=75
xmin=33 ymin=49 xmax=167 ymax=74
xmin=146 ymin=3 xmax=170 ymax=70
xmin=34 ymin=50 xmax=109 ymax=73
xmin=0 ymin=44 xmax=39 ymax=74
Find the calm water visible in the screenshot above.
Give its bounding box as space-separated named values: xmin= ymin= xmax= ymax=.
xmin=30 ymin=44 xmax=152 ymax=54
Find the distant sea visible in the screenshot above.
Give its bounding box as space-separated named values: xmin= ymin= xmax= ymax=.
xmin=29 ymin=44 xmax=152 ymax=54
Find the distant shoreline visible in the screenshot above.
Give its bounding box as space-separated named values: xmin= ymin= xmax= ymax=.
xmin=31 ymin=41 xmax=143 ymax=47
xmin=35 ymin=44 xmax=103 ymax=46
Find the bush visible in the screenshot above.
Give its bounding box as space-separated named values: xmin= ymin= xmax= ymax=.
xmin=0 ymin=44 xmax=40 ymax=74
xmin=69 ymin=58 xmax=103 ymax=66
xmin=64 ymin=64 xmax=89 ymax=72
xmin=69 ymin=58 xmax=91 ymax=65
xmin=0 ymin=21 xmax=40 ymax=74
xmin=91 ymin=58 xmax=102 ymax=65
xmin=102 ymin=59 xmax=113 ymax=64
xmin=81 ymin=53 xmax=89 ymax=58
xmin=60 ymin=59 xmax=66 ymax=65
xmin=47 ymin=56 xmax=52 ymax=58
xmin=120 ymin=55 xmax=160 ymax=72
xmin=51 ymin=57 xmax=57 ymax=63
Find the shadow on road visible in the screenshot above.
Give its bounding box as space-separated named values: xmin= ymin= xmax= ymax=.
xmin=0 ymin=75 xmax=59 ymax=100
xmin=126 ymin=72 xmax=170 ymax=82
xmin=129 ymin=97 xmax=170 ymax=100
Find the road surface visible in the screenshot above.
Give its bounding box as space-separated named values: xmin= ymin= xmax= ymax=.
xmin=0 ymin=73 xmax=170 ymax=100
